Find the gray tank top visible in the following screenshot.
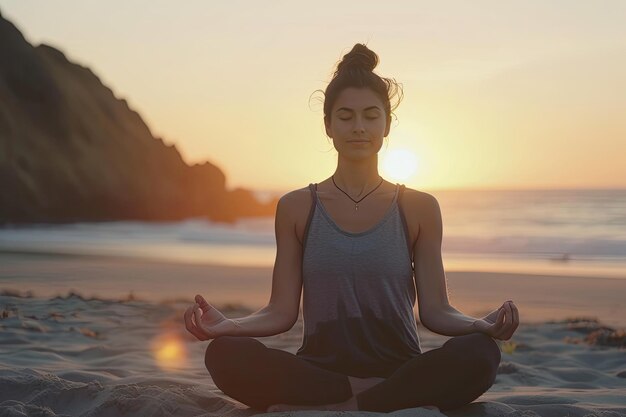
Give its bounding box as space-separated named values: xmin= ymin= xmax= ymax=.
xmin=296 ymin=182 xmax=422 ymax=378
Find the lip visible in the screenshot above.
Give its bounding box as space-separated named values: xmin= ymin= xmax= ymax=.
xmin=348 ymin=140 xmax=370 ymax=143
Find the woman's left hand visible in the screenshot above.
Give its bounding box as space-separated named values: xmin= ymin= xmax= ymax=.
xmin=472 ymin=300 xmax=519 ymax=340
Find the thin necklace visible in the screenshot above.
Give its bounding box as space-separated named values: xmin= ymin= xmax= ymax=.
xmin=332 ymin=175 xmax=384 ymax=211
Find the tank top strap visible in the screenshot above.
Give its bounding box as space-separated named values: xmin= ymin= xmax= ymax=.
xmin=396 ymin=183 xmax=414 ymax=270
xmin=392 ymin=182 xmax=400 ymax=203
xmin=302 ymin=183 xmax=318 ymax=252
xmin=397 ymin=183 xmax=406 ymax=207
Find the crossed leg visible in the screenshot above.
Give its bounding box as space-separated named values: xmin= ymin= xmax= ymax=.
xmin=354 ymin=332 xmax=501 ymax=412
xmin=205 ymin=336 xmax=354 ymax=412
xmin=205 ymin=332 xmax=501 ymax=413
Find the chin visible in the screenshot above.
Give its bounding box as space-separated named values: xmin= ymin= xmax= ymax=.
xmin=341 ymin=152 xmax=378 ymax=161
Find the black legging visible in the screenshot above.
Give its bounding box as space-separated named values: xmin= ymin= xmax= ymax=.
xmin=205 ymin=332 xmax=501 ymax=413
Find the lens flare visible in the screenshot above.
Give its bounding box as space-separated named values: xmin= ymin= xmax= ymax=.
xmin=151 ymin=333 xmax=188 ymax=370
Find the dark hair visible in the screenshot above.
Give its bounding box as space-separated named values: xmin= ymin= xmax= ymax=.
xmin=315 ymin=43 xmax=404 ymax=134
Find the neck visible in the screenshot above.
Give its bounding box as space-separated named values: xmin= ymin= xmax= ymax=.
xmin=332 ymin=156 xmax=382 ymax=197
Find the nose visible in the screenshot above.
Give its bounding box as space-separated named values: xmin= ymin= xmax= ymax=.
xmin=353 ymin=117 xmax=365 ymax=134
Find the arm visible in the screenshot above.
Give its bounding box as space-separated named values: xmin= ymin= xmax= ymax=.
xmin=187 ymin=295 xmax=292 ymax=339
xmin=228 ymin=304 xmax=296 ymax=337
xmin=412 ymin=193 xmax=480 ymax=337
xmin=230 ymin=193 xmax=304 ymax=337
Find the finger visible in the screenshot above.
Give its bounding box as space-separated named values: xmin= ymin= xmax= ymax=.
xmin=189 ymin=303 xmax=199 ymax=325
xmin=195 ymin=294 xmax=212 ymax=313
xmin=498 ymin=328 xmax=513 ymax=340
xmin=184 ymin=306 xmax=195 ymax=332
xmin=184 ymin=305 xmax=194 ymax=329
xmin=184 ymin=305 xmax=206 ymax=340
xmin=511 ymin=302 xmax=519 ymax=325
xmin=504 ymin=301 xmax=518 ymax=335
xmin=492 ymin=307 xmax=506 ymax=333
xmin=497 ymin=302 xmax=515 ymax=340
xmin=493 ymin=306 xmax=510 ymax=338
xmin=499 ymin=305 xmax=508 ymax=325
xmin=194 ymin=306 xmax=206 ymax=335
xmin=185 ymin=305 xmax=202 ymax=335
xmin=505 ymin=302 xmax=513 ymax=327
xmin=510 ymin=302 xmax=520 ymax=333
xmin=502 ymin=302 xmax=514 ymax=339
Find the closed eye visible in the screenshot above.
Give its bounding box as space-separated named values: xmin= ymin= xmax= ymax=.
xmin=339 ymin=116 xmax=379 ymax=121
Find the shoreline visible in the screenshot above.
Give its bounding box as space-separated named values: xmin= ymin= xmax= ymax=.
xmin=2 ymin=249 xmax=626 ymax=279
xmin=2 ymin=247 xmax=626 ymax=280
xmin=2 ymin=252 xmax=625 ymax=328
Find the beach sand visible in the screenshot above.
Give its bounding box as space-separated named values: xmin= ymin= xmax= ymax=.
xmin=1 ymin=252 xmax=625 ymax=416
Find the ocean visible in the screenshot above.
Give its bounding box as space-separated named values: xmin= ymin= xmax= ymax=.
xmin=1 ymin=188 xmax=625 ymax=279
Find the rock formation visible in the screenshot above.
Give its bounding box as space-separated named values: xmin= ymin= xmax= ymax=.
xmin=0 ymin=9 xmax=277 ymax=224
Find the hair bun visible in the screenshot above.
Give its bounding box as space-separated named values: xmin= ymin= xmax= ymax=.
xmin=335 ymin=43 xmax=378 ymax=75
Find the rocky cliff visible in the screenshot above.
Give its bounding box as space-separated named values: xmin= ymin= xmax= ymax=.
xmin=0 ymin=10 xmax=277 ymax=224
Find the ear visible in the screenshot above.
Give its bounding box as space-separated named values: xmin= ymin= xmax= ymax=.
xmin=324 ymin=117 xmax=332 ymax=138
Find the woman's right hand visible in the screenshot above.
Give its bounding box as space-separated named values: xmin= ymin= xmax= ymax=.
xmin=183 ymin=294 xmax=236 ymax=341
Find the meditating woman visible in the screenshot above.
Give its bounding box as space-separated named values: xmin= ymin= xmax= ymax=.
xmin=183 ymin=43 xmax=519 ymax=413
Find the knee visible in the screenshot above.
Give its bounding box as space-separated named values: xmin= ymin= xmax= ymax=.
xmin=205 ymin=336 xmax=261 ymax=389
xmin=446 ymin=333 xmax=501 ymax=384
xmin=204 ymin=336 xmax=239 ymax=376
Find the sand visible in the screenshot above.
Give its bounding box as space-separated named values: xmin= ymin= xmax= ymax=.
xmin=1 ymin=252 xmax=625 ymax=416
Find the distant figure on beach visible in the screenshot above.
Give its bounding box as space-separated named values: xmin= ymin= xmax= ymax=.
xmin=551 ymin=252 xmax=571 ymax=262
xmin=184 ymin=43 xmax=519 ymax=413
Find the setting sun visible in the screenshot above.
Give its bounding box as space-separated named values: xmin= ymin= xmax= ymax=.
xmin=381 ymin=148 xmax=418 ymax=181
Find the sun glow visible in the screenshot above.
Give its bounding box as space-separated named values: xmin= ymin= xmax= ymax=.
xmin=381 ymin=148 xmax=419 ymax=181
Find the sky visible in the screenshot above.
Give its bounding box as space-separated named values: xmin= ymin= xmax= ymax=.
xmin=1 ymin=0 xmax=625 ymax=194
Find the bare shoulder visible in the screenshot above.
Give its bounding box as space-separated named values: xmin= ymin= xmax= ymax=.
xmin=401 ymin=187 xmax=439 ymax=216
xmin=277 ymin=186 xmax=314 ymax=244
xmin=278 ymin=186 xmax=313 ymax=217
xmin=400 ymin=187 xmax=441 ymax=248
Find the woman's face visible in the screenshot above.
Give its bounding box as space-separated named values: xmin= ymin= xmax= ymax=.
xmin=325 ymin=87 xmax=390 ymax=160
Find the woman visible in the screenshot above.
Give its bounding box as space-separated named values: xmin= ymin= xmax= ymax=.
xmin=183 ymin=43 xmax=519 ymax=413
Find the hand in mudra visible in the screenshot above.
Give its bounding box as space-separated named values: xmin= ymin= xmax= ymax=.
xmin=473 ymin=300 xmax=519 ymax=340
xmin=183 ymin=294 xmax=236 ymax=341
